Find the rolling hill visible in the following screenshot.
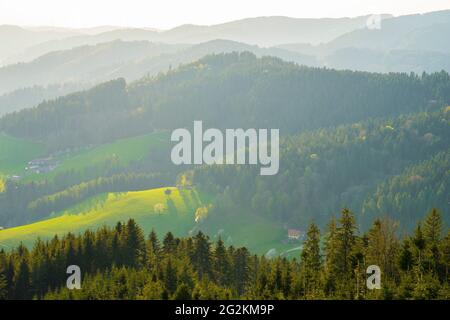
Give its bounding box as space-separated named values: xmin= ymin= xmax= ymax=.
xmin=277 ymin=10 xmax=450 ymax=73
xmin=3 ymin=108 xmax=447 ymax=253
xmin=0 ymin=25 xmax=80 ymax=65
xmin=0 ymin=130 xmax=172 ymax=228
xmin=0 ymin=52 xmax=448 ymax=258
xmin=3 ymin=10 xmax=450 ymax=114
xmin=0 ymin=39 xmax=316 ymax=113
xmin=0 ymin=187 xmax=199 ymax=247
xmin=192 ymin=108 xmax=450 ymax=231
xmin=0 ymin=83 xmax=90 ymax=117
xmin=0 ymin=186 xmax=297 ymax=256
xmin=2 ymin=15 xmax=373 ymax=65
xmin=0 ymin=40 xmax=186 ymax=96
xmin=324 ymin=10 xmax=450 ymax=53
xmin=322 ymin=48 xmax=450 ymax=74
xmin=3 ymin=52 xmax=449 ymax=150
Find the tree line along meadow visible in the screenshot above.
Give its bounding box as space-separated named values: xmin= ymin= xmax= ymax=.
xmin=0 ymin=208 xmax=448 ymax=300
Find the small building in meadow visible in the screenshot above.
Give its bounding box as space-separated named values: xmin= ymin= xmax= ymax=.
xmin=287 ymin=229 xmax=303 ymax=240
xmin=26 ymin=157 xmax=58 ymax=174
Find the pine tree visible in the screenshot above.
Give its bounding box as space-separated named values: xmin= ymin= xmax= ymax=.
xmin=412 ymin=223 xmax=426 ymax=274
xmin=423 ymin=209 xmax=443 ymax=275
xmin=337 ymin=209 xmax=357 ymax=275
xmin=173 ymin=283 xmax=192 ymax=300
xmin=300 ymin=223 xmax=322 ymax=297
xmin=334 ymin=208 xmax=358 ymax=298
xmin=253 ymin=257 xmax=270 ymax=299
xmin=324 ymin=217 xmax=338 ymax=296
xmin=177 ymin=256 xmax=196 ymax=290
xmin=163 ymin=257 xmax=178 ymax=296
xmin=366 ymin=218 xmax=399 ymax=278
xmin=232 ymin=247 xmax=250 ymax=295
xmin=64 ymin=233 xmax=78 ymax=266
xmin=111 ymin=230 xmax=121 ymax=266
xmin=423 ymin=209 xmax=443 ymax=244
xmin=148 ymin=229 xmax=161 ymax=257
xmin=269 ymin=259 xmax=283 ymax=295
xmin=82 ymin=230 xmax=95 ymax=273
xmin=146 ymin=229 xmax=161 ymax=270
xmin=162 ymin=232 xmax=177 ymax=255
xmin=30 ymin=238 xmax=50 ymax=298
xmin=398 ymin=239 xmax=413 ymax=275
xmin=13 ymin=257 xmax=31 ymax=299
xmin=124 ymin=219 xmax=146 ymax=267
xmin=191 ymin=232 xmax=212 ymax=279
xmin=213 ymin=238 xmax=231 ymax=286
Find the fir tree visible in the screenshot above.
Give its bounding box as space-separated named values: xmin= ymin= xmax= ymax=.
xmin=300 ymin=223 xmax=322 ymax=297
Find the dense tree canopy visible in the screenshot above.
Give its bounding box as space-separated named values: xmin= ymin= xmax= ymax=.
xmin=2 ymin=53 xmax=450 ymax=149
xmin=0 ymin=209 xmax=448 ymax=300
xmin=193 ymin=108 xmax=449 ymax=230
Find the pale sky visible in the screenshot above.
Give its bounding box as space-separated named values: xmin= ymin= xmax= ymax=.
xmin=1 ymin=0 xmax=450 ymax=30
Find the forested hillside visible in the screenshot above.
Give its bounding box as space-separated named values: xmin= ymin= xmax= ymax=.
xmin=0 ymin=40 xmax=185 ymax=95
xmin=362 ymin=151 xmax=449 ymax=226
xmin=0 ymin=83 xmax=90 ymax=117
xmin=2 ymin=53 xmax=450 ymax=149
xmin=0 ymin=132 xmax=173 ymax=226
xmin=0 ymin=52 xmax=447 ymax=269
xmin=193 ymin=109 xmax=450 ymax=230
xmin=0 ymin=39 xmax=316 ymax=115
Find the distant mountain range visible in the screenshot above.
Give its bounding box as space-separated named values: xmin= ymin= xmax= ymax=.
xmin=277 ymin=10 xmax=450 ymax=72
xmin=1 ymin=10 xmax=450 ymax=116
xmin=0 ymin=15 xmax=376 ymax=65
xmin=0 ymin=39 xmax=318 ymax=115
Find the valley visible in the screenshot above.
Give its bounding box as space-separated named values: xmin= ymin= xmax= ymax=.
xmin=0 ymin=8 xmax=448 ymax=300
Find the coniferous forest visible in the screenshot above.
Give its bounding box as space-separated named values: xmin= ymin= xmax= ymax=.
xmin=0 ymin=208 xmax=448 ymax=300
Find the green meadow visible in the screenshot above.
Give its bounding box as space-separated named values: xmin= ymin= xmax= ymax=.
xmin=0 ymin=129 xmax=298 ymax=257
xmin=51 ymin=131 xmax=169 ymax=174
xmin=200 ymin=210 xmax=299 ymax=257
xmin=0 ymin=133 xmax=46 ymax=175
xmin=0 ymin=131 xmax=169 ymax=181
xmin=0 ymin=185 xmax=300 ymax=255
xmin=0 ymin=187 xmax=203 ymax=248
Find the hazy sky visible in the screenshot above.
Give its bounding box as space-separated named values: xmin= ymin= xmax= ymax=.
xmin=1 ymin=0 xmax=450 ymax=29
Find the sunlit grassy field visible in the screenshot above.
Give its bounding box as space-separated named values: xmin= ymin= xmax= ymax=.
xmin=0 ymin=184 xmax=301 ymax=255
xmin=0 ymin=187 xmax=204 ymax=248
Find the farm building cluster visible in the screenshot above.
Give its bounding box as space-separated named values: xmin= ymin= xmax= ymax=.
xmin=287 ymin=229 xmax=304 ymax=241
xmin=25 ymin=157 xmax=58 ymax=174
